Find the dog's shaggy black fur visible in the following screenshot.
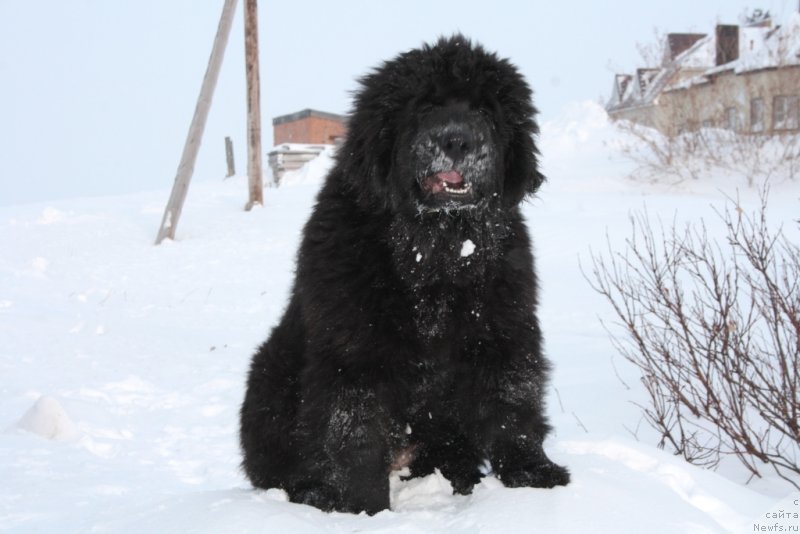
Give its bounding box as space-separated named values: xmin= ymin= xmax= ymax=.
xmin=240 ymin=35 xmax=569 ymax=514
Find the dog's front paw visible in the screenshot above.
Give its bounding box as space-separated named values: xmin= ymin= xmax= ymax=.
xmin=289 ymin=483 xmax=340 ymax=512
xmin=447 ymin=471 xmax=483 ymax=496
xmin=291 ymin=482 xmax=389 ymax=515
xmin=440 ymin=464 xmax=484 ymax=496
xmin=497 ymin=461 xmax=570 ymax=489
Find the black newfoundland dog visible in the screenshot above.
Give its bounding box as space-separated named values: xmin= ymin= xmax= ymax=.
xmin=240 ymin=35 xmax=569 ymax=514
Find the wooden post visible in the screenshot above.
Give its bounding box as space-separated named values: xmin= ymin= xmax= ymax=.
xmin=244 ymin=0 xmax=265 ymax=210
xmin=155 ymin=0 xmax=239 ymax=245
xmin=224 ymin=136 xmax=236 ymax=177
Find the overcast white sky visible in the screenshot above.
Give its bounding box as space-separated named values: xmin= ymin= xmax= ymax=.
xmin=1 ymin=0 xmax=797 ymax=206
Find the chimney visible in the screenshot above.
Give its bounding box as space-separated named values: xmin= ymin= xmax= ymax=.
xmin=665 ymin=33 xmax=706 ymax=63
xmin=715 ymin=24 xmax=739 ymax=66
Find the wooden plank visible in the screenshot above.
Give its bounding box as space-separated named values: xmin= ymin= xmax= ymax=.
xmin=225 ymin=136 xmax=236 ymax=177
xmin=244 ymin=0 xmax=264 ymax=209
xmin=155 ymin=0 xmax=239 ymax=245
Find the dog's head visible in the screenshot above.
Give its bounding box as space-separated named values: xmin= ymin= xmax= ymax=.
xmin=336 ymin=35 xmax=544 ymax=214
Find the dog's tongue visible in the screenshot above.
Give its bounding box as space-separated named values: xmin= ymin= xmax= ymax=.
xmin=436 ymin=170 xmax=463 ymax=184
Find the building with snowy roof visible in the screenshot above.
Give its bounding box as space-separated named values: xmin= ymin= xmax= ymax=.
xmin=606 ymin=10 xmax=800 ymax=136
xmin=267 ymin=109 xmax=347 ymax=185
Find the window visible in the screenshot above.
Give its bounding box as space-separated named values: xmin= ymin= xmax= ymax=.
xmin=724 ymin=107 xmax=739 ymax=131
xmin=773 ymin=95 xmax=800 ymax=131
xmin=751 ymin=98 xmax=765 ymax=133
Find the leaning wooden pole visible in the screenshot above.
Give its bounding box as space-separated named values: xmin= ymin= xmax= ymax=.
xmin=244 ymin=0 xmax=264 ymax=209
xmin=155 ymin=0 xmax=239 ymax=245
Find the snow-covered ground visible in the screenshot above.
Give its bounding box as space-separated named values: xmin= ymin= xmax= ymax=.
xmin=1 ymin=102 xmax=798 ymax=533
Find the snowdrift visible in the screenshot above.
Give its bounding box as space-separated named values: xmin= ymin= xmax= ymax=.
xmin=1 ymin=101 xmax=797 ymax=533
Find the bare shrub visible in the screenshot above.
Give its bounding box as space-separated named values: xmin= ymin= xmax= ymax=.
xmin=615 ymin=122 xmax=800 ymax=185
xmin=585 ymin=190 xmax=800 ymax=489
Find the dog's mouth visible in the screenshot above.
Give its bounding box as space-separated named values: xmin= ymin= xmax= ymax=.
xmin=421 ymin=170 xmax=473 ymax=197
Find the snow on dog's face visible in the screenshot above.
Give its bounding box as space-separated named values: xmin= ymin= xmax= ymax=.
xmin=405 ymin=100 xmax=499 ymax=213
xmin=335 ymin=34 xmax=545 ymax=215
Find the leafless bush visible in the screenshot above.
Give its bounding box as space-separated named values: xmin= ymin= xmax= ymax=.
xmin=616 ymin=122 xmax=800 ymax=185
xmin=586 ymin=191 xmax=800 ymax=489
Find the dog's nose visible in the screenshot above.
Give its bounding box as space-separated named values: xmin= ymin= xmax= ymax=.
xmin=438 ymin=127 xmax=475 ymax=161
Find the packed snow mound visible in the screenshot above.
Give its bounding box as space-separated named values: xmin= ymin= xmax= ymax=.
xmin=17 ymin=395 xmax=79 ymax=441
xmin=540 ymin=100 xmax=616 ymax=155
xmin=279 ymin=145 xmax=337 ymax=187
xmin=537 ymin=101 xmax=640 ymax=192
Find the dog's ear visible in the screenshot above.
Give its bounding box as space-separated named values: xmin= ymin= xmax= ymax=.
xmin=491 ymin=58 xmax=545 ymax=207
xmin=503 ymin=124 xmax=545 ymax=207
xmin=334 ymin=104 xmax=394 ymax=210
xmin=333 ymin=66 xmax=405 ymax=211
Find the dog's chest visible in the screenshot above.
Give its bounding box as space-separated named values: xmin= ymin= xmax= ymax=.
xmin=409 ymin=283 xmax=487 ymax=340
xmin=387 ymin=210 xmax=511 ymax=289
xmin=404 ymin=349 xmax=458 ymax=415
xmin=402 ymin=328 xmax=479 ymax=415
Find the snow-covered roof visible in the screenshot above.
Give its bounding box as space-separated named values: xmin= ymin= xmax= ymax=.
xmin=268 ymin=143 xmax=331 ymax=154
xmin=735 ymin=12 xmax=800 ymax=73
xmin=675 ymin=34 xmax=716 ymax=69
xmin=606 ymin=32 xmax=712 ymax=111
xmin=607 ymin=12 xmax=800 ymax=110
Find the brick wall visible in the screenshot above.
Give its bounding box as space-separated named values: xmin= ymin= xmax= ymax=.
xmin=273 ymin=110 xmax=347 ymax=145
